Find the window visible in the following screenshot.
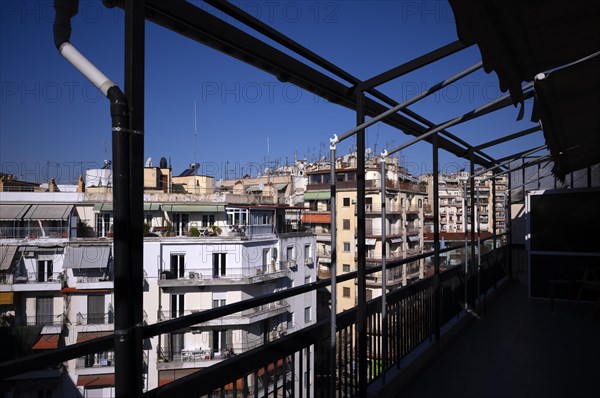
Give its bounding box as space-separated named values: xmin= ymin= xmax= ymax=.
xmin=304 ymin=244 xmax=311 ymax=260
xmin=95 ymin=213 xmax=112 ymax=237
xmin=213 ymin=299 xmax=226 ymax=308
xmin=212 ymin=330 xmax=232 ymax=352
xmin=87 ymin=295 xmax=105 ymax=324
xmin=202 ymin=214 xmax=215 ymax=227
xmin=343 ymin=197 xmax=350 ymax=207
xmin=212 ymin=253 xmax=227 ymax=277
xmin=170 ymin=294 xmax=184 ymax=318
xmin=287 ymin=312 xmax=294 ymax=329
xmin=172 ymin=213 xmax=189 ymax=236
xmin=286 ymin=246 xmax=294 ymax=262
xmin=304 ymin=307 xmax=312 ymax=323
xmin=418 ymin=199 xmax=423 ymax=208
xmin=343 ymin=219 xmax=350 ymax=230
xmin=169 ymin=332 xmax=184 ymax=359
xmin=343 ymin=287 xmax=350 ymax=297
xmin=37 ymin=260 xmax=53 ymax=282
xmin=343 ymin=242 xmax=351 ymax=252
xmin=262 ymin=248 xmax=271 ymax=272
xmin=170 ymin=254 xmax=185 ymax=279
xmin=343 ymin=264 xmax=350 ymax=272
xmin=36 ymin=297 xmax=53 ymax=326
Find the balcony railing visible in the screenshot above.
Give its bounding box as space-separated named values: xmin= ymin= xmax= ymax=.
xmin=76 ymin=312 xmax=114 ymax=325
xmin=158 ymin=300 xmax=290 ymax=322
xmin=25 ymin=314 xmax=65 ymax=327
xmin=158 ymin=265 xmax=288 ymax=283
xmin=0 ymin=226 xmax=69 ymax=239
xmin=3 ymin=236 xmax=509 ymax=398
xmin=9 ymin=272 xmax=66 ymax=285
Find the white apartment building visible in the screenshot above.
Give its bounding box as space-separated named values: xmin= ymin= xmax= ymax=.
xmin=0 ymin=168 xmax=316 ymax=398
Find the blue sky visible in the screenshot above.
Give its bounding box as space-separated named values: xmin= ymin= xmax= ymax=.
xmin=0 ymin=0 xmax=543 ymax=183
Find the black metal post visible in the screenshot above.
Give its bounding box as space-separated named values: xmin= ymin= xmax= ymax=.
xmin=432 ymin=133 xmax=441 ymax=341
xmin=356 ymin=92 xmax=368 ymax=397
xmin=469 ymin=152 xmax=476 ymax=307
xmin=329 ymin=143 xmax=337 ymax=398
xmin=114 ymin=1 xmax=144 ymax=397
xmin=507 ymin=169 xmax=513 ymax=279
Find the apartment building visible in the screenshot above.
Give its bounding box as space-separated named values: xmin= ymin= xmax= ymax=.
xmin=302 ymin=154 xmax=426 ymax=313
xmin=0 ymin=165 xmax=316 ymax=398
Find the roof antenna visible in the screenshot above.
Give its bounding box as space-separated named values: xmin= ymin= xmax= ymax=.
xmin=194 ymin=101 xmax=198 ymax=175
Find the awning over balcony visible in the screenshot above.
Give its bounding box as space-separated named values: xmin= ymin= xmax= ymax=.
xmin=0 ymin=204 xmax=30 ymax=220
xmin=144 ymin=203 xmax=161 ymax=211
xmin=31 ymin=334 xmax=60 ymax=350
xmin=76 ymin=331 xmax=114 ymax=343
xmin=408 ymin=236 xmax=420 ymax=242
xmin=63 ymin=246 xmax=111 ymax=269
xmin=77 ymin=374 xmax=115 ymax=387
xmin=0 ymin=292 xmax=14 ymax=305
xmin=93 ymin=203 xmax=113 ymax=212
xmin=365 ymin=239 xmax=376 ymax=246
xmin=0 ymin=245 xmax=18 ymax=270
xmin=22 ymin=204 xmax=73 ymax=220
xmin=304 ymin=191 xmax=330 ymax=200
xmin=161 ymin=204 xmax=225 ymax=212
xmin=301 ymin=213 xmax=331 ymax=223
xmin=390 ymin=237 xmax=403 ymax=244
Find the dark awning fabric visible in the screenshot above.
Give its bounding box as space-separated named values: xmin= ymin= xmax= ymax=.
xmin=533 ymin=55 xmax=600 ymax=180
xmin=77 ymin=374 xmax=115 ymax=387
xmin=0 ymin=245 xmax=19 ymax=270
xmin=0 ymin=204 xmax=30 ymax=220
xmin=23 ymin=204 xmax=73 ymax=220
xmin=449 ymin=0 xmax=600 ymax=105
xmin=63 ymin=246 xmax=111 ymax=269
xmin=93 ymin=203 xmax=113 ymax=212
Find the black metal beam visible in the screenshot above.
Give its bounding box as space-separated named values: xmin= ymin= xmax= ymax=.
xmin=110 ymin=0 xmax=496 ymax=168
xmin=472 ymin=125 xmax=542 ymax=152
xmin=354 ymin=40 xmax=468 ymax=93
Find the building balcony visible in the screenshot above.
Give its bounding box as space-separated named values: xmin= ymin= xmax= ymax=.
xmin=158 ymin=265 xmax=289 ymax=287
xmin=158 ymin=300 xmax=290 ymax=326
xmin=3 ymin=272 xmax=66 ymax=292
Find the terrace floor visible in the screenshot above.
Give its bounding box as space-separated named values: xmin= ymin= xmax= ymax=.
xmin=399 ymin=281 xmax=600 ymax=398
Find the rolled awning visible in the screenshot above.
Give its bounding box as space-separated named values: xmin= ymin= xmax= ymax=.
xmin=161 ymin=204 xmax=225 ymax=212
xmin=0 ymin=245 xmax=18 ymax=270
xmin=0 ymin=204 xmax=30 ymax=220
xmin=63 ymin=246 xmax=111 ymax=269
xmin=23 ymin=205 xmax=73 ymax=220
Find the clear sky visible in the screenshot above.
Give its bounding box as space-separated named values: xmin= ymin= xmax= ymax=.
xmin=0 ymin=0 xmax=543 ymax=184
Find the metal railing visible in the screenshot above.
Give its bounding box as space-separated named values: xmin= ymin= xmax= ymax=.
xmin=158 ymin=265 xmax=288 ymax=281
xmin=76 ymin=312 xmax=114 ymax=325
xmin=0 ymin=226 xmax=69 ymax=239
xmin=10 ymin=272 xmax=66 ymax=284
xmin=1 ymin=236 xmax=510 ymax=398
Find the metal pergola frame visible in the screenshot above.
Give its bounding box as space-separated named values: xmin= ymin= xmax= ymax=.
xmin=8 ymin=1 xmax=597 ymax=397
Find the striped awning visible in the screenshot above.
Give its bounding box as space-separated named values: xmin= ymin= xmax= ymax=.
xmin=23 ymin=205 xmax=73 ymax=220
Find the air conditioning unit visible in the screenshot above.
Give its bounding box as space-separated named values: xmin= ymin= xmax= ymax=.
xmin=287 ymin=260 xmax=296 ymax=268
xmin=189 ymin=272 xmax=197 ymax=279
xmin=304 ymin=257 xmax=313 ymax=265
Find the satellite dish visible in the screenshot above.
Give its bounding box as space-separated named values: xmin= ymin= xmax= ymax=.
xmin=257 ymin=183 xmax=265 ymax=191
xmin=216 ymin=179 xmax=223 ymax=188
xmin=298 ymin=163 xmax=304 ymax=170
xmin=145 ymin=157 xmax=152 ymax=167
